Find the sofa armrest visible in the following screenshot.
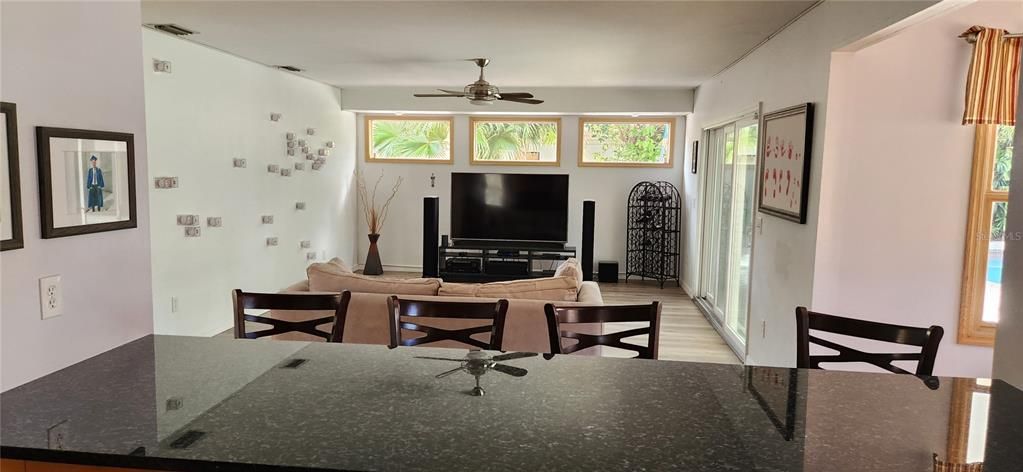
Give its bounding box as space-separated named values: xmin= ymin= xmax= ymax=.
xmin=280 ymin=280 xmax=310 ymax=292
xmin=577 ymin=281 xmax=603 ymax=305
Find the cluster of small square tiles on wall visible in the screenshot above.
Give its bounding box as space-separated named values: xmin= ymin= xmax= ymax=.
xmin=155 ymin=112 xmax=338 ymax=260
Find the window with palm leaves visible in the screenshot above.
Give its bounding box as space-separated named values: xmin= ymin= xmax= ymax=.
xmin=579 ymin=118 xmax=675 ymax=166
xmin=960 ymin=124 xmax=1014 ymax=346
xmin=470 ymin=118 xmax=560 ymax=164
xmin=366 ymin=117 xmax=452 ymax=162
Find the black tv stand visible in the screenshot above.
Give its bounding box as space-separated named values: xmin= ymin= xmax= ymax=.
xmin=439 ymin=240 xmax=576 ymax=282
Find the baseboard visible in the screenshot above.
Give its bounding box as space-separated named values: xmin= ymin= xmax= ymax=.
xmin=680 ymin=281 xmax=694 ymax=297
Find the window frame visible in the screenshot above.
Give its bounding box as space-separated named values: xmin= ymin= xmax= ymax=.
xmin=577 ymin=117 xmax=676 ymax=168
xmin=468 ymin=116 xmax=562 ymax=166
xmin=364 ymin=115 xmax=454 ymax=164
xmin=959 ymin=125 xmax=1006 ymax=346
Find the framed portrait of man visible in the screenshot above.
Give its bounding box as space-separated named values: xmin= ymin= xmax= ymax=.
xmin=36 ymin=127 xmax=136 ymax=238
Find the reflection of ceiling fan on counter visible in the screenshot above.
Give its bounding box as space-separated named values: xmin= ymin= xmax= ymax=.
xmin=414 ymin=58 xmax=544 ymax=106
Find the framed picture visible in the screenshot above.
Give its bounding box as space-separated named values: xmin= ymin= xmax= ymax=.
xmin=1 ymin=102 xmax=24 ymax=250
xmin=36 ymin=127 xmax=137 ymax=238
xmin=758 ymin=103 xmax=814 ymax=223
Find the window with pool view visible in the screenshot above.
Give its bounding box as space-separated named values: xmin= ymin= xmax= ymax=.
xmin=578 ymin=118 xmax=675 ymax=167
xmin=365 ymin=116 xmax=453 ymax=163
xmin=960 ymin=124 xmax=1013 ymax=345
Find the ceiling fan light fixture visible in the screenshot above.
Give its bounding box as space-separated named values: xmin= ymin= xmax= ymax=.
xmin=470 ymin=99 xmax=494 ymax=106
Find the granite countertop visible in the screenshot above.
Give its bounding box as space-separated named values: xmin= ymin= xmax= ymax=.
xmin=2 ymin=335 xmax=1021 ymax=471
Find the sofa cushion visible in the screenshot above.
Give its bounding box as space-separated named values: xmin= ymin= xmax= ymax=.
xmin=438 ymin=282 xmax=481 ymax=297
xmin=327 ymin=257 xmax=353 ymax=274
xmin=554 ymin=258 xmax=584 ymax=285
xmin=307 ymin=261 xmax=440 ymax=295
xmin=475 ymin=276 xmax=579 ymax=301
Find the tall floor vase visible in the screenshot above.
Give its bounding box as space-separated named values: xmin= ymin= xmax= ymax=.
xmin=363 ymin=233 xmax=384 ymax=275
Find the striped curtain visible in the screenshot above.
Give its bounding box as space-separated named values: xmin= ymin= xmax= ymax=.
xmin=960 ymin=26 xmax=1021 ymax=125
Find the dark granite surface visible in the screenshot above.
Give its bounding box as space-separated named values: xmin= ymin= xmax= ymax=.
xmin=2 ymin=335 xmax=1021 ymax=471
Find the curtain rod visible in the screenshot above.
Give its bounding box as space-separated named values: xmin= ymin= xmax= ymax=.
xmin=964 ymin=32 xmax=1023 ymax=43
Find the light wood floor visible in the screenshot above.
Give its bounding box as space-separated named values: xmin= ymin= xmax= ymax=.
xmin=598 ymin=279 xmax=739 ymax=364
xmin=227 ymin=272 xmax=739 ymax=365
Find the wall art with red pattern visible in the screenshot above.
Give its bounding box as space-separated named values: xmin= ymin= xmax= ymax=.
xmin=757 ymin=103 xmax=814 ymax=224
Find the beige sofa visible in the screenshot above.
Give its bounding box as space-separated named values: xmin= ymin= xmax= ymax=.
xmin=269 ymin=258 xmax=603 ymax=354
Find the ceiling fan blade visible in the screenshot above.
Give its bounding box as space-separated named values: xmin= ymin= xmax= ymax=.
xmin=492 ymin=352 xmax=537 ymax=362
xmin=436 ymin=366 xmax=465 ymax=378
xmin=438 ymin=89 xmax=467 ymax=95
xmin=414 ymin=93 xmax=465 ymax=98
xmin=498 ymin=97 xmax=544 ymax=105
xmin=415 ymin=356 xmax=467 ymax=362
xmin=492 ymin=363 xmax=528 ymax=377
xmin=497 ymin=92 xmax=534 ymax=99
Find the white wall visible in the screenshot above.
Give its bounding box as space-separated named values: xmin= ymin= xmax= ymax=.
xmin=352 ymin=114 xmax=686 ymax=274
xmin=144 ymin=30 xmax=357 ymax=337
xmin=684 ymin=1 xmax=935 ymax=368
xmin=0 ymin=1 xmax=154 ymax=391
xmin=813 ymin=1 xmax=1022 ymax=378
xmin=993 ymin=42 xmax=1023 ymax=389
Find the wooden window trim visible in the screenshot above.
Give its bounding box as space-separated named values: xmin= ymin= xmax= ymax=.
xmin=958 ymin=125 xmax=1003 ymax=346
xmin=469 ymin=116 xmax=562 ymax=166
xmin=577 ymin=117 xmax=676 ymax=168
xmin=364 ymin=115 xmax=454 ymax=164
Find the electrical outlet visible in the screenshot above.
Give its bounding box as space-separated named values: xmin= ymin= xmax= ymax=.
xmin=762 ymin=320 xmax=767 ymax=338
xmin=47 ymin=420 xmax=70 ymax=450
xmin=39 ymin=275 xmax=63 ymax=320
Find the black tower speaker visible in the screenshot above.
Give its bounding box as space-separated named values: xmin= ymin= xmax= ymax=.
xmin=581 ymin=200 xmax=595 ymax=281
xmin=423 ymin=196 xmax=439 ymax=277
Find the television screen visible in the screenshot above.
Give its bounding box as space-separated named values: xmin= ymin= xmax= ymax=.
xmin=451 ymin=173 xmax=569 ymax=242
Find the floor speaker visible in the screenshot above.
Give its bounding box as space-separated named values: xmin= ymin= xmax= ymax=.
xmin=582 ymin=199 xmax=595 ymax=281
xmin=423 ymin=197 xmax=439 ymax=277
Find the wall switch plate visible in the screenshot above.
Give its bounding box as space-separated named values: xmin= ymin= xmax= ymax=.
xmin=756 ymin=216 xmax=764 ymax=235
xmin=153 ymin=59 xmax=172 ymax=73
xmin=270 ymin=113 xmax=282 ymax=122
xmin=233 ymin=158 xmax=247 ymax=168
xmin=184 ymin=226 xmax=201 ymax=237
xmin=261 ymin=215 xmax=274 ymax=224
xmin=280 ymin=168 xmax=292 ymax=177
xmin=177 ymin=214 xmax=199 ymax=226
xmin=295 ymin=202 xmax=306 ymax=210
xmin=267 ymin=164 xmax=279 ymax=173
xmin=300 ymin=240 xmax=311 ymax=248
xmin=266 ymin=237 xmax=279 ymax=247
xmin=762 ymin=320 xmax=767 ymax=338
xmin=170 ymin=296 xmax=179 ymax=313
xmin=39 ymin=275 xmax=63 ymax=320
xmin=154 ymin=177 xmax=179 ymax=189
xmin=47 ymin=420 xmax=70 ymax=450
xmin=207 ymin=217 xmax=222 ymax=227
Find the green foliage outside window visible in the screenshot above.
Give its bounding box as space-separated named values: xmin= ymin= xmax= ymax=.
xmin=584 ymin=122 xmax=670 ymax=163
xmin=472 ymin=121 xmax=558 ymax=161
xmin=371 ymin=120 xmax=450 ymax=159
xmin=991 ymin=125 xmax=1014 ymax=240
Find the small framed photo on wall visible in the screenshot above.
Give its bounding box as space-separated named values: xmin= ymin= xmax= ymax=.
xmin=757 ymin=103 xmax=814 ymax=224
xmin=1 ymin=102 xmax=24 ymax=250
xmin=36 ymin=127 xmax=137 ymax=238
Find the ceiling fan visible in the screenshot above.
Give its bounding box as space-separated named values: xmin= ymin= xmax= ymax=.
xmin=414 ymin=58 xmax=544 ymax=106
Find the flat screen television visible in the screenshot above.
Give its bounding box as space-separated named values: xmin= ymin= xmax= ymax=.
xmin=451 ymin=172 xmax=569 ymax=243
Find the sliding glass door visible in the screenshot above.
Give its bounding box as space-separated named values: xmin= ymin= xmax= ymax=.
xmin=698 ymin=115 xmax=758 ymax=351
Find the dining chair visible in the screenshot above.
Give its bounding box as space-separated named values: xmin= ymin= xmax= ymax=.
xmin=544 ymin=302 xmax=661 ymax=359
xmin=795 ymin=306 xmax=944 ymax=376
xmin=232 ymin=289 xmax=351 ymax=342
xmin=387 ymin=296 xmax=509 ymax=350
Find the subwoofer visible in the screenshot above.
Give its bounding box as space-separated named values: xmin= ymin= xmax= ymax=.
xmin=581 ymin=199 xmax=595 ymax=281
xmin=423 ymin=197 xmax=439 ymax=277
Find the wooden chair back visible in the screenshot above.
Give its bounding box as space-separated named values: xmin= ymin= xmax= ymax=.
xmin=544 ymin=302 xmax=661 ymax=359
xmin=232 ymin=289 xmax=351 ymax=342
xmin=795 ymin=306 xmax=943 ymax=376
xmin=387 ymin=296 xmax=509 ymax=350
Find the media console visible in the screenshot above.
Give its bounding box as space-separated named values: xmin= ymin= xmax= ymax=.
xmin=438 ymin=241 xmax=577 ymax=283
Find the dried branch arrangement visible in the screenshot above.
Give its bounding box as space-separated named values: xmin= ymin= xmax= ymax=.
xmin=356 ymin=169 xmax=404 ymax=234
